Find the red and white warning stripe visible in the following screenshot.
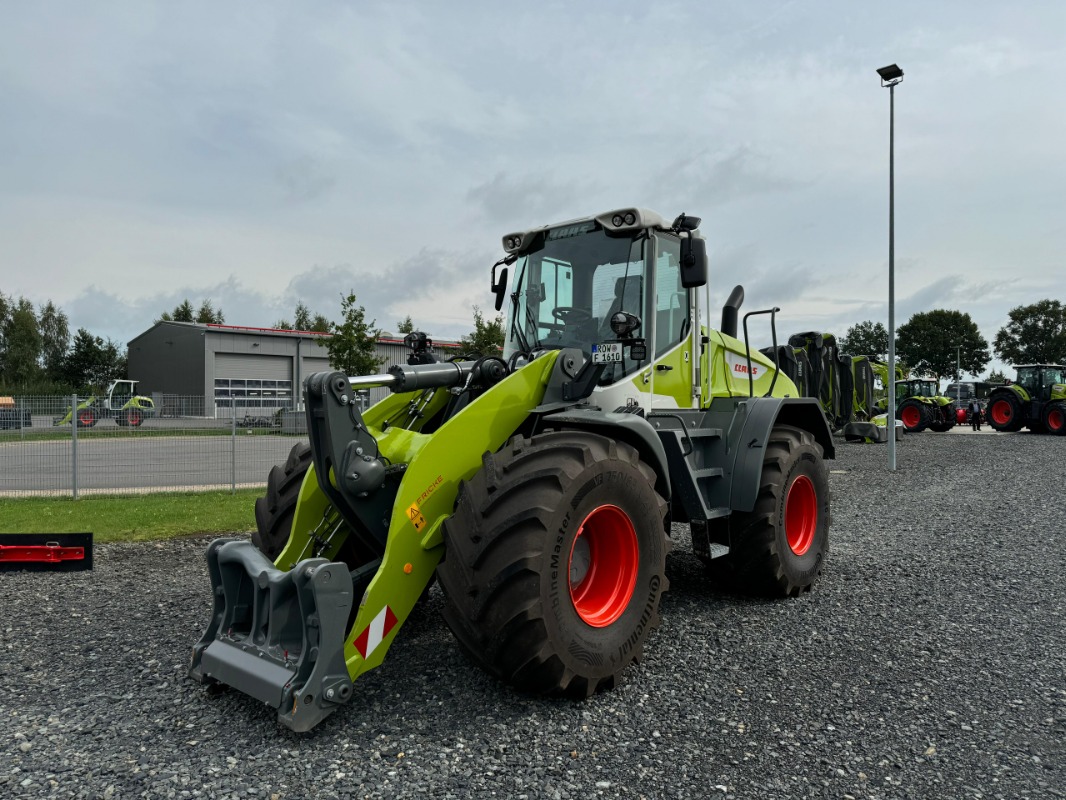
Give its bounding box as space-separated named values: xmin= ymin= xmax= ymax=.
xmin=353 ymin=605 xmax=398 ymax=659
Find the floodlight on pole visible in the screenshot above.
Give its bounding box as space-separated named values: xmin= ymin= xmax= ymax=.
xmin=878 ymin=63 xmax=903 ymax=470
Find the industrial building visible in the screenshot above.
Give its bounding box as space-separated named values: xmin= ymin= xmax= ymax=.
xmin=127 ymin=321 xmax=461 ymax=417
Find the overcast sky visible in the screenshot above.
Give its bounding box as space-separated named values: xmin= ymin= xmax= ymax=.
xmin=2 ymin=1 xmax=1063 ymax=377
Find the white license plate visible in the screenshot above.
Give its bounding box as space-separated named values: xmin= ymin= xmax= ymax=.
xmin=592 ymin=342 xmax=623 ymax=363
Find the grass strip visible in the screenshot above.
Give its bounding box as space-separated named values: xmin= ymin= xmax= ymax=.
xmin=0 ymin=490 xmax=259 ymax=543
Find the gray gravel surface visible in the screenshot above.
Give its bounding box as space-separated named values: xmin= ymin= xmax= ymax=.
xmin=2 ymin=431 xmax=1063 ymax=799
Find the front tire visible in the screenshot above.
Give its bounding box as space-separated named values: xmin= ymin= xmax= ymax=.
xmin=707 ymin=425 xmax=830 ymax=597
xmin=252 ymin=442 xmax=312 ymax=560
xmin=436 ymin=431 xmax=669 ymax=698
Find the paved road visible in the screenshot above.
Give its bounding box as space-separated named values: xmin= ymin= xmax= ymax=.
xmin=0 ymin=434 xmax=303 ymax=496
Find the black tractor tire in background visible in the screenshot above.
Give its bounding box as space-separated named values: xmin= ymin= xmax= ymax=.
xmin=436 ymin=431 xmax=669 ymax=698
xmin=1043 ymin=402 xmax=1066 ymax=436
xmin=928 ymin=410 xmax=954 ymax=433
xmin=252 ymin=441 xmax=313 ymax=561
xmin=704 ymin=425 xmax=830 ymax=597
xmin=897 ymin=399 xmax=931 ymax=433
xmin=987 ymin=392 xmax=1024 ymax=432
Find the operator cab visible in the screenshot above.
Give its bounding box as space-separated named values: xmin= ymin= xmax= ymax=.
xmin=1016 ymin=365 xmax=1065 ymax=400
xmin=498 ymin=209 xmax=706 ymax=388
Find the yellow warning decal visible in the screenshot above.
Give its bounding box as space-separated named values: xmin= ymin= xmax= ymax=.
xmin=407 ymin=502 xmax=427 ymax=532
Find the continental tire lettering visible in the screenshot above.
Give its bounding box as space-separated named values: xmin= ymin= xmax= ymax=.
xmin=618 ymin=573 xmax=662 ymax=661
xmin=550 ymin=511 xmax=572 ymax=606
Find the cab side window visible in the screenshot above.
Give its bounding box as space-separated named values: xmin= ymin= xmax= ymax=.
xmin=653 ymin=235 xmax=688 ymax=359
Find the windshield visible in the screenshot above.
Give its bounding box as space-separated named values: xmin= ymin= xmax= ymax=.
xmin=504 ymin=226 xmax=648 ymax=379
xmin=1043 ymin=367 xmax=1064 ymax=385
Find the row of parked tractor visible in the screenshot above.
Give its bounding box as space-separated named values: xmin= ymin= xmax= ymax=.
xmin=763 ymin=333 xmax=1066 ymax=437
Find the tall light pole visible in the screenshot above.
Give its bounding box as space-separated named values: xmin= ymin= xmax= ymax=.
xmin=878 ymin=63 xmax=903 ymax=470
xmin=954 ymin=344 xmax=963 ymax=394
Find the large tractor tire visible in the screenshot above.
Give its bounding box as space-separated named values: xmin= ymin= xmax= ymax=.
xmin=987 ymin=393 xmax=1024 ymax=432
xmin=702 ymin=425 xmax=830 ymax=597
xmin=125 ymin=409 xmax=144 ymax=427
xmin=898 ymin=399 xmax=931 ymax=432
xmin=437 ymin=431 xmax=669 ymax=698
xmin=1043 ymin=402 xmax=1066 ymax=436
xmin=76 ymin=408 xmax=97 ymax=428
xmin=252 ymin=441 xmax=312 ymax=560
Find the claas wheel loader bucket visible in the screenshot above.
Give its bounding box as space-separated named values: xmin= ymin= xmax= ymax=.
xmin=189 ymin=354 xmax=573 ymax=731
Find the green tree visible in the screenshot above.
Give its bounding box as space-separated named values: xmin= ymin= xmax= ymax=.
xmin=0 ymin=297 xmax=43 ymax=387
xmin=896 ymin=309 xmax=990 ymax=381
xmin=164 ymin=299 xmax=195 ymax=322
xmin=838 ymin=320 xmax=889 ymax=360
xmin=459 ymin=306 xmax=505 ymax=355
xmin=276 ymin=302 xmax=330 ymax=332
xmin=61 ymin=329 xmax=126 ymax=390
xmin=987 ymin=368 xmax=1007 ymax=383
xmin=323 ymin=291 xmax=384 ymax=376
xmin=196 ymin=300 xmax=225 ymax=324
xmin=396 ymin=315 xmax=416 ymax=334
xmin=993 ymin=299 xmax=1066 ymax=366
xmin=38 ymin=300 xmax=70 ymax=378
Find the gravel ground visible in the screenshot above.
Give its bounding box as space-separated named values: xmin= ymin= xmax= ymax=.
xmin=2 ymin=430 xmax=1063 ymax=799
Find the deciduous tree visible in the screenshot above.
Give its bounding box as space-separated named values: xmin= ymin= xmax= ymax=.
xmin=323 ymin=291 xmax=383 ymax=376
xmin=38 ymin=300 xmax=70 ymax=378
xmin=460 ymin=306 xmax=504 ymax=355
xmin=838 ymin=320 xmax=889 ymax=360
xmin=993 ymin=299 xmax=1066 ymax=366
xmin=896 ymin=309 xmax=990 ymax=381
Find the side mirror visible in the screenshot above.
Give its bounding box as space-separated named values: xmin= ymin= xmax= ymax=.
xmin=491 ymin=266 xmax=509 ymax=312
xmin=680 ymin=236 xmax=708 ymax=288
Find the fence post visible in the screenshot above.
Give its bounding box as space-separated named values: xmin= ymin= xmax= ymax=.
xmin=71 ymin=393 xmax=78 ymax=500
xmin=231 ymin=397 xmax=237 ymax=494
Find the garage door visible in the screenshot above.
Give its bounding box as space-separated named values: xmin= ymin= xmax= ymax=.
xmin=214 ymin=354 xmax=294 ymax=416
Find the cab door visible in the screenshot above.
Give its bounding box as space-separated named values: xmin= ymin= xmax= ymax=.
xmin=648 ymin=234 xmax=696 ymax=410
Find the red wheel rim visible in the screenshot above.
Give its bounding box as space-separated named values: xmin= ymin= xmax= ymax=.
xmin=1049 ymin=408 xmax=1064 ymax=431
xmin=901 ymin=405 xmax=922 ymax=429
xmin=991 ymin=400 xmax=1012 ymax=425
xmin=78 ymin=411 xmax=92 ymax=425
xmin=785 ymin=474 xmax=818 ymax=556
xmin=568 ymin=505 xmax=638 ymax=628
xmin=129 ymin=411 xmax=141 ymax=425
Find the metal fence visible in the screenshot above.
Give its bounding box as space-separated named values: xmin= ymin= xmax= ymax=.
xmin=0 ymin=395 xmax=323 ymax=499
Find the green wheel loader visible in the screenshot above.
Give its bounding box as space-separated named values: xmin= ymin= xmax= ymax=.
xmin=189 ymin=208 xmax=835 ymax=731
xmin=53 ymin=379 xmax=155 ymax=428
xmin=985 ymin=364 xmax=1066 ymax=434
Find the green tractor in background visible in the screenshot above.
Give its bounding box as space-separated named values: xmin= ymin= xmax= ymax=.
xmin=869 ymin=362 xmax=956 ymax=433
xmin=986 ymin=364 xmax=1066 ymax=435
xmin=189 ymin=207 xmax=835 ymax=731
xmin=54 ymin=379 xmax=156 ymax=428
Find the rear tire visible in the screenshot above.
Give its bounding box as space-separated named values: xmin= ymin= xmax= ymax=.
xmin=897 ymin=399 xmax=930 ymax=432
xmin=436 ymin=431 xmax=669 ymax=698
xmin=77 ymin=409 xmax=97 ymax=428
xmin=252 ymin=442 xmax=312 ymax=560
xmin=1043 ymin=402 xmax=1066 ymax=436
xmin=987 ymin=393 xmax=1024 ymax=432
xmin=126 ymin=409 xmax=143 ymax=427
xmin=704 ymin=425 xmax=830 ymax=597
